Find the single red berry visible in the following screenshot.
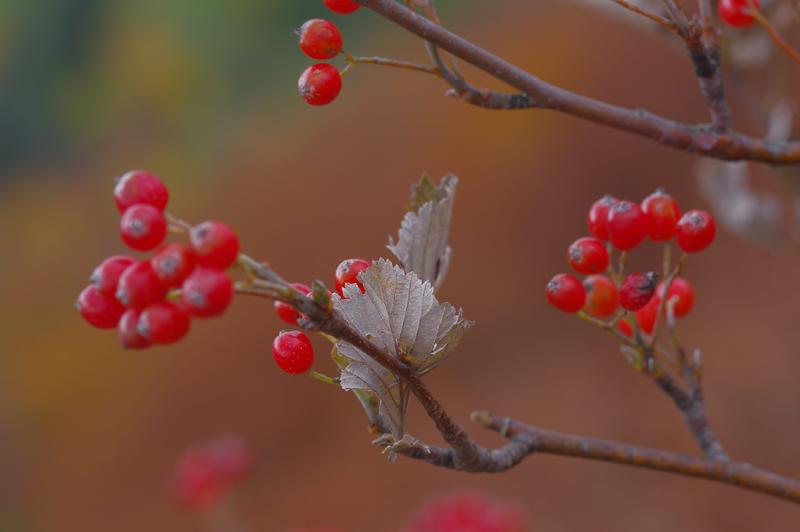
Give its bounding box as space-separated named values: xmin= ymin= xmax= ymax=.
xmin=169 ymin=447 xmax=225 ymax=511
xmin=90 ymin=255 xmax=135 ymax=297
xmin=114 ymin=170 xmax=169 ymax=213
xmin=152 ymin=243 xmax=196 ymax=288
xmin=274 ymin=283 xmax=312 ymax=325
xmin=617 ymin=319 xmax=634 ymax=338
xmin=545 ymin=273 xmax=586 ymax=313
xmin=206 ymin=435 xmax=253 ymax=484
xmin=658 ymin=277 xmax=695 ymax=318
xmin=583 ymin=274 xmax=618 ymax=318
xmin=405 ymin=492 xmax=526 ymax=532
xmin=635 ymin=296 xmax=659 ymax=334
xmin=298 ymin=63 xmax=342 ymax=106
xmin=334 ymin=258 xmax=370 ymax=297
xmin=568 ymin=237 xmax=609 ymax=274
xmin=138 ymin=301 xmax=191 ymax=344
xmin=298 ymin=19 xmax=343 ymax=60
xmin=116 ymin=261 xmax=167 ymax=309
xmin=120 ymin=204 xmax=167 ymax=251
xmin=272 ymin=330 xmax=315 ymax=375
xmin=587 ymin=195 xmax=618 ymax=241
xmin=117 ymin=309 xmax=152 ymax=349
xmin=676 ymin=210 xmax=716 ymax=253
xmin=641 ymin=189 xmax=681 ymax=241
xmin=323 ymin=0 xmax=360 ymax=14
xmin=76 ymin=285 xmax=125 ymax=329
xmin=607 ymin=201 xmax=648 ymax=251
xmin=718 ymin=0 xmax=758 ymax=27
xmin=190 ymin=221 xmax=240 ymax=270
xmin=619 ymin=272 xmax=659 ymax=311
xmin=181 ymin=268 xmax=233 ymax=318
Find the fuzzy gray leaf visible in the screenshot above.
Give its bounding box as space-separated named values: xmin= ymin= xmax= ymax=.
xmin=335 ymin=258 xmax=471 ymax=437
xmin=388 ymin=174 xmax=457 ymax=291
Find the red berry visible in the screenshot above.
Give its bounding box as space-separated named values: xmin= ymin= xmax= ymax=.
xmin=617 ymin=319 xmax=634 ymax=337
xmin=583 ymin=274 xmax=618 ymax=318
xmin=658 ymin=277 xmax=695 ymax=318
xmin=607 ymin=201 xmax=648 ymax=251
xmin=274 ymin=283 xmax=312 ymax=325
xmin=405 ymin=492 xmax=526 ymax=532
xmin=641 ymin=189 xmax=681 ymax=241
xmin=90 ymin=255 xmax=135 ymax=297
xmin=272 ymin=330 xmax=315 ymax=374
xmin=152 ymin=243 xmax=196 ymax=288
xmin=298 ymin=19 xmax=343 ymax=60
xmin=587 ymin=195 xmax=618 ymax=241
xmin=181 ymin=268 xmax=233 ymax=318
xmin=138 ymin=301 xmax=191 ymax=344
xmin=116 ymin=261 xmax=167 ymax=309
xmin=76 ymin=285 xmax=125 ymax=329
xmin=114 ymin=170 xmax=169 ymax=213
xmin=298 ymin=63 xmax=342 ymax=106
xmin=190 ymin=221 xmax=240 ymax=270
xmin=323 ymin=0 xmax=360 ymax=14
xmin=206 ymin=435 xmax=253 ymax=484
xmin=545 ymin=273 xmax=586 ymax=313
xmin=619 ymin=272 xmax=659 ymax=311
xmin=718 ymin=0 xmax=758 ymax=27
xmin=635 ymin=296 xmax=659 ymax=334
xmin=568 ymin=237 xmax=609 ymax=274
xmin=334 ymin=258 xmax=370 ymax=297
xmin=169 ymin=447 xmax=225 ymax=511
xmin=117 ymin=309 xmax=152 ymax=349
xmin=676 ymin=210 xmax=716 ymax=253
xmin=120 ymin=204 xmax=167 ymax=251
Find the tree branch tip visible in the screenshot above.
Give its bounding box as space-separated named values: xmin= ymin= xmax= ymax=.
xmin=470 ymin=410 xmax=493 ymax=427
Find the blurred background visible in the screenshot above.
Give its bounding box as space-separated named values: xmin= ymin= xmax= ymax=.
xmin=1 ymin=1 xmax=800 ymax=530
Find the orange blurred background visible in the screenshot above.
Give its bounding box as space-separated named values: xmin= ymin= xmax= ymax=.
xmin=1 ymin=1 xmax=800 ymax=530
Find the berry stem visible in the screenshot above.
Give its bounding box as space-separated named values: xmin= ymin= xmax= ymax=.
xmin=343 ymin=52 xmax=440 ymax=75
xmin=309 ymin=370 xmax=341 ymax=386
xmin=610 ymin=0 xmax=681 ymax=33
xmin=748 ymin=1 xmax=800 ymax=66
xmin=649 ymin=252 xmax=687 ymax=349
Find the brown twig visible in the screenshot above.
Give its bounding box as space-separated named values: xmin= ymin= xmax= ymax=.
xmin=611 ymin=0 xmax=681 ymax=33
xmin=749 ymin=2 xmax=800 ymax=66
xmin=353 ymin=0 xmax=800 ymax=164
xmin=343 ymin=53 xmax=440 ymax=75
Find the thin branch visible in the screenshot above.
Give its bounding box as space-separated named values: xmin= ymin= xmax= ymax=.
xmin=354 ymin=0 xmax=800 ymax=164
xmin=749 ymin=2 xmax=800 ymax=66
xmin=343 ymin=53 xmax=440 ymax=75
xmin=610 ymin=0 xmax=681 ymax=33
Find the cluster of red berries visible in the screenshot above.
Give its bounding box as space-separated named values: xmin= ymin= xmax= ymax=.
xmin=546 ymin=190 xmax=715 ymax=335
xmin=718 ymin=0 xmax=760 ymax=27
xmin=169 ymin=435 xmax=252 ymax=511
xmin=296 ymin=1 xmax=360 ymax=106
xmin=75 ymin=170 xmax=240 ymax=348
xmin=270 ymin=258 xmax=370 ymax=375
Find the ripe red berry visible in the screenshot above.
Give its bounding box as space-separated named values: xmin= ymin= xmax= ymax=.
xmin=90 ymin=255 xmax=135 ymax=297
xmin=334 ymin=258 xmax=370 ymax=296
xmin=116 ymin=261 xmax=167 ymax=309
xmin=568 ymin=237 xmax=609 ymax=274
xmin=117 ymin=309 xmax=152 ymax=349
xmin=206 ymin=435 xmax=253 ymax=484
xmin=298 ymin=63 xmax=342 ymax=106
xmin=274 ymin=283 xmax=312 ymax=325
xmin=617 ymin=319 xmax=634 ymax=338
xmin=641 ymin=189 xmax=681 ymax=241
xmin=607 ymin=201 xmax=648 ymax=251
xmin=718 ymin=0 xmax=758 ymax=27
xmin=583 ymin=274 xmax=618 ymax=318
xmin=658 ymin=277 xmax=695 ymax=318
xmin=587 ymin=195 xmax=618 ymax=241
xmin=676 ymin=210 xmax=716 ymax=253
xmin=619 ymin=272 xmax=659 ymax=311
xmin=152 ymin=243 xmax=196 ymax=288
xmin=635 ymin=296 xmax=659 ymax=334
xmin=181 ymin=268 xmax=233 ymax=318
xmin=323 ymin=0 xmax=360 ymax=14
xmin=298 ymin=19 xmax=343 ymax=60
xmin=545 ymin=273 xmax=586 ymax=313
xmin=405 ymin=492 xmax=526 ymax=532
xmin=138 ymin=301 xmax=191 ymax=344
xmin=169 ymin=447 xmax=225 ymax=511
xmin=76 ymin=285 xmax=126 ymax=329
xmin=120 ymin=204 xmax=167 ymax=251
xmin=272 ymin=330 xmax=315 ymax=375
xmin=190 ymin=221 xmax=240 ymax=270
xmin=114 ymin=170 xmax=169 ymax=213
